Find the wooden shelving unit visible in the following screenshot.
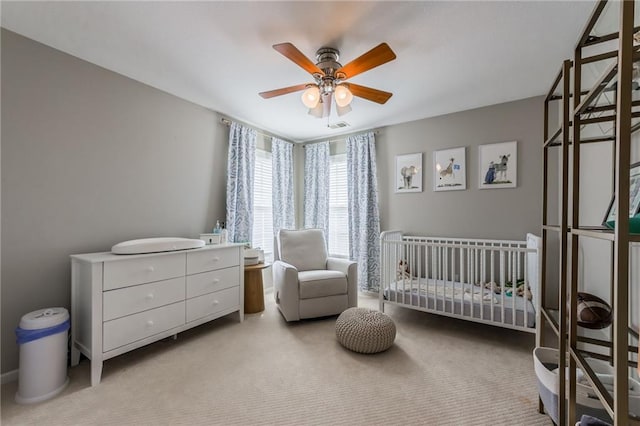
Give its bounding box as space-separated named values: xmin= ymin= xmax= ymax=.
xmin=540 ymin=56 xmax=572 ymax=424
xmin=539 ymin=1 xmax=640 ymax=424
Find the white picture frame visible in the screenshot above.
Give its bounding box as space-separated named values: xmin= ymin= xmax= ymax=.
xmin=395 ymin=153 xmax=422 ymax=193
xmin=433 ymin=147 xmax=466 ymax=191
xmin=478 ymin=141 xmax=517 ymax=189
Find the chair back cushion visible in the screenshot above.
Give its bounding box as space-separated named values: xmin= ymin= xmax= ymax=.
xmin=278 ymin=229 xmax=328 ymax=272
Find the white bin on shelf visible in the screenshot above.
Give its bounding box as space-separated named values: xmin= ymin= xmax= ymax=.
xmin=15 ymin=307 xmax=70 ymax=404
xmin=533 ymin=347 xmax=640 ymax=423
xmin=534 ymin=347 xmax=608 ymax=423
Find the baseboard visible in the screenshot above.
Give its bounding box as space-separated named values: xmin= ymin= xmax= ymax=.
xmin=1 ymin=369 xmax=18 ymax=384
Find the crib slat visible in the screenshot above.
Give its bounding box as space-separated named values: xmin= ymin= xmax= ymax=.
xmin=441 ymin=244 xmax=445 ymax=313
xmin=410 ymin=242 xmax=414 ymax=306
xmin=436 ymin=245 xmax=441 ymax=313
xmin=523 ymin=251 xmax=529 ymax=328
xmin=442 ymin=245 xmax=446 ymax=314
xmin=426 ymin=245 xmax=431 ymax=310
xmin=512 ymin=251 xmax=517 ymax=326
xmin=444 ymin=244 xmax=449 ymax=313
xmin=470 ymin=247 xmax=475 ymax=320
xmin=396 ymin=242 xmax=401 ymax=305
xmin=418 ymin=243 xmax=423 ymax=308
xmin=455 ymin=243 xmax=459 ymax=315
xmin=458 ymin=242 xmax=464 ymax=315
xmin=437 ymin=244 xmax=441 ymax=312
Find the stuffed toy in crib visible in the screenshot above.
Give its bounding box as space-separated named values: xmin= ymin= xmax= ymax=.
xmin=397 ymin=260 xmax=411 ymax=280
xmin=482 ymin=280 xmax=532 ymax=300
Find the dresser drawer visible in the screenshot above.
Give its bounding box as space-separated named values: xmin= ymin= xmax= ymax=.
xmin=103 ymin=253 xmax=185 ymax=290
xmin=186 ymin=286 xmax=239 ymax=323
xmin=103 ymin=302 xmax=185 ymax=352
xmin=187 ymin=247 xmax=240 ymax=274
xmin=103 ymin=277 xmax=186 ymax=321
xmin=186 ymin=266 xmax=240 ymax=299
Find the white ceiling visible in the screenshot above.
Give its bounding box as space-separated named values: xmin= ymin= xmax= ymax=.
xmin=2 ymin=1 xmax=596 ymax=142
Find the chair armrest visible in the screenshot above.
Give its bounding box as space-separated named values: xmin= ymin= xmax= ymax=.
xmin=327 ymin=257 xmax=358 ymax=308
xmin=272 ymin=260 xmax=301 ymax=321
xmin=327 ymin=257 xmax=355 ymax=275
xmin=273 ymin=259 xmax=297 ymax=272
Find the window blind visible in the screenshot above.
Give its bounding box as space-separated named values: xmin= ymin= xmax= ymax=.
xmin=252 ymin=149 xmax=274 ymax=261
xmin=329 ymin=153 xmax=349 ymax=257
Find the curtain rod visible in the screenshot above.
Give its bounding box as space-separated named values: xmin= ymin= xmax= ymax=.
xmin=303 ymin=130 xmax=380 ymax=146
xmin=221 ymin=117 xmax=379 ymax=145
xmin=220 ymin=117 xmax=285 ymax=141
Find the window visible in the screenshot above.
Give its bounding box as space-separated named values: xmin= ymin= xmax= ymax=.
xmin=328 ymin=153 xmax=349 ymax=257
xmin=252 ymin=149 xmax=274 ymax=262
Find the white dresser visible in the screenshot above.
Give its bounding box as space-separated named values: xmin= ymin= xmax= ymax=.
xmin=70 ymin=243 xmax=244 ymax=386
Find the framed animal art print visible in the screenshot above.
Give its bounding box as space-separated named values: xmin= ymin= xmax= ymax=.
xmin=433 ymin=147 xmax=466 ymax=191
xmin=478 ymin=141 xmax=517 ymax=189
xmin=395 ymin=153 xmax=423 ymax=193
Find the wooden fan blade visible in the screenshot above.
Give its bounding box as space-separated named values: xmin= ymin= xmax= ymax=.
xmin=348 ymin=83 xmax=393 ymax=104
xmin=273 ymin=43 xmax=324 ymax=76
xmin=259 ymin=83 xmax=309 ymax=99
xmin=336 ymin=43 xmax=396 ymax=79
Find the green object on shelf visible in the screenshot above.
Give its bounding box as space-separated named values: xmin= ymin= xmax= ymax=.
xmin=604 ymin=214 xmax=640 ymax=233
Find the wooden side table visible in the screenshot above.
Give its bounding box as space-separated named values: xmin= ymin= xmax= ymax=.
xmin=244 ymin=263 xmax=271 ymax=314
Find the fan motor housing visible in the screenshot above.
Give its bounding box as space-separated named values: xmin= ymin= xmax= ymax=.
xmin=315 ymin=47 xmax=342 ymax=78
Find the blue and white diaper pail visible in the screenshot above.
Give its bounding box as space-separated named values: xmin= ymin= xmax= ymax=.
xmin=15 ymin=307 xmax=70 ymax=404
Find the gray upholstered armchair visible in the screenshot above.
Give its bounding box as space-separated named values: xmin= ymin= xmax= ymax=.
xmin=273 ymin=229 xmax=358 ymax=322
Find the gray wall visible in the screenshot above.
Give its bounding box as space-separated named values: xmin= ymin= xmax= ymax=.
xmin=1 ymin=30 xmax=228 ymax=373
xmin=376 ymin=96 xmax=543 ymax=240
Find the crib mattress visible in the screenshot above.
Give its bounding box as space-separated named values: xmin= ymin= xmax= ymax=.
xmin=384 ymin=278 xmax=536 ymax=328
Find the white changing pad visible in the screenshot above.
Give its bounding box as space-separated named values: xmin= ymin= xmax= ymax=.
xmin=111 ymin=237 xmax=205 ymax=255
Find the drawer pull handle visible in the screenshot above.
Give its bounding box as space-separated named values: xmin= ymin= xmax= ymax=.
xmin=213 ymin=279 xmax=220 ymax=283
xmin=146 ymin=266 xmax=155 ymax=273
xmin=146 ymin=320 xmax=154 ymax=327
xmin=146 ymin=293 xmax=154 ymax=300
xmin=212 ymin=300 xmax=219 ymax=306
xmin=212 ymin=257 xmax=220 ymax=262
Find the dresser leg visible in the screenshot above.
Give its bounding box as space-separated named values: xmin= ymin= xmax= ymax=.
xmin=91 ymin=360 xmax=103 ymax=386
xmin=172 ymin=334 xmax=177 ymax=340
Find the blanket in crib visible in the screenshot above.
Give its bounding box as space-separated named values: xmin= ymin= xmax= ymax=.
xmin=388 ymin=277 xmax=530 ymax=306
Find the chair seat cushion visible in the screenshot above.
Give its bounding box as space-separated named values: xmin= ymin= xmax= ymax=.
xmin=298 ymin=270 xmax=347 ymax=299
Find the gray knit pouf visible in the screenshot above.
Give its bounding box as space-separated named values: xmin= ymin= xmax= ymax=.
xmin=335 ymin=307 xmax=396 ymax=354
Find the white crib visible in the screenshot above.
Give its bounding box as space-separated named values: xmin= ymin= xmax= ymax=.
xmin=379 ymin=231 xmax=541 ymax=333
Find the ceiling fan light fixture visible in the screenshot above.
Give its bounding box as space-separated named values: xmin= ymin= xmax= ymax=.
xmin=334 ymin=84 xmax=353 ymax=107
xmin=301 ymin=86 xmax=320 ymax=108
xmin=308 ymin=101 xmax=324 ymax=118
xmin=262 ymin=42 xmax=396 ymax=118
xmin=336 ymin=103 xmax=352 ymax=117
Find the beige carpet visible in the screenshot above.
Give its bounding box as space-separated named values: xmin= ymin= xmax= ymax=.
xmin=1 ymin=293 xmax=550 ymax=425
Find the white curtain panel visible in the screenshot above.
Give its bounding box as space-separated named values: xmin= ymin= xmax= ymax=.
xmin=346 ymin=132 xmax=381 ymax=292
xmin=303 ymin=141 xmax=330 ymax=241
xmin=272 ymin=137 xmax=295 ymax=235
xmin=226 ymin=122 xmax=256 ymax=243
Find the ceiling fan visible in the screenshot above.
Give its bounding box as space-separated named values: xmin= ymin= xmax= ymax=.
xmin=259 ymin=42 xmax=396 ymax=118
